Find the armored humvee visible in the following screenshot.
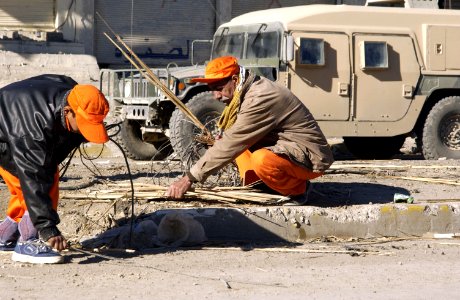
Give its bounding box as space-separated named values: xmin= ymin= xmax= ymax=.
xmin=100 ymin=3 xmax=460 ymax=160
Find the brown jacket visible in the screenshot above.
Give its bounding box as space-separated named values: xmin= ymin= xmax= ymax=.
xmin=189 ymin=77 xmax=334 ymax=182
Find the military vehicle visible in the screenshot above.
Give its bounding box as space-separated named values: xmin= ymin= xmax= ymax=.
xmin=100 ymin=3 xmax=460 ymax=160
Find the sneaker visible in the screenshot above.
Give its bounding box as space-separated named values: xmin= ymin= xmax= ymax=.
xmin=0 ymin=240 xmax=16 ymax=251
xmin=12 ymin=239 xmax=63 ymax=264
xmin=279 ymin=182 xmax=312 ymax=206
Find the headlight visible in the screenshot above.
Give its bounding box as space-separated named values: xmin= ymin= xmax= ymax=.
xmin=177 ymin=81 xmax=186 ymax=91
xmin=123 ymin=81 xmax=132 ymax=97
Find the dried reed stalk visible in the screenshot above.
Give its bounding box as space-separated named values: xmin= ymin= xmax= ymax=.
xmin=62 ymin=184 xmax=283 ymax=205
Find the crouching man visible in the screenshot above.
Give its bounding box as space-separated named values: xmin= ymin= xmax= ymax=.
xmin=167 ymin=56 xmax=334 ymax=204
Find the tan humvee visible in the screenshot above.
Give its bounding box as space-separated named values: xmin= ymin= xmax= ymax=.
xmin=102 ymin=3 xmax=460 ymax=161
xmin=210 ymin=4 xmax=460 ymax=159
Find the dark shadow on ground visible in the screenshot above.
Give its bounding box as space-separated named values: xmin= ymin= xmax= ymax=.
xmin=310 ymin=182 xmax=410 ymax=207
xmin=68 ymin=240 xmax=301 ymax=265
xmin=73 ymin=208 xmax=300 ymax=264
xmin=252 ymin=180 xmax=409 ymax=207
xmin=333 ymin=152 xmax=425 ymax=161
xmin=331 ymin=142 xmax=425 ymax=161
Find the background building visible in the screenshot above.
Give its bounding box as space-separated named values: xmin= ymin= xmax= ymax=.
xmin=0 ymin=0 xmax=457 ymax=86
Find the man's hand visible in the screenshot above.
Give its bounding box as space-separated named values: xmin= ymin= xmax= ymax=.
xmin=166 ymin=175 xmax=193 ymax=199
xmin=47 ymin=235 xmax=68 ymax=251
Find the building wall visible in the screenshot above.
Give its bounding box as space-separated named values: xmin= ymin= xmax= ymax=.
xmin=94 ymin=0 xmax=217 ymax=68
xmin=57 ymin=0 xmax=95 ymax=55
xmin=1 ymin=0 xmax=458 ymax=72
xmin=0 ymin=1 xmax=99 ymax=87
xmin=0 ymin=0 xmax=55 ymax=29
xmin=92 ymin=0 xmax=360 ymax=68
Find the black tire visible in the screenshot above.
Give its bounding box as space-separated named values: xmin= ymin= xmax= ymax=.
xmin=169 ymin=92 xmax=225 ymax=166
xmin=117 ymin=119 xmax=170 ymax=160
xmin=422 ymin=96 xmax=460 ymax=160
xmin=343 ymin=135 xmax=406 ymax=159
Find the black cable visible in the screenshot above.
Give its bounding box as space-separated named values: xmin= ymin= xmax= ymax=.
xmin=109 ymin=136 xmax=135 ymax=248
xmin=78 ymin=145 xmax=106 ymax=179
xmin=106 ymin=122 xmax=122 ymax=136
xmin=62 ymin=121 xmax=122 ymax=181
xmin=80 ymin=122 xmax=136 ymax=247
xmin=59 ymin=121 xmax=135 ymax=247
xmin=59 ymin=147 xmax=78 ymax=179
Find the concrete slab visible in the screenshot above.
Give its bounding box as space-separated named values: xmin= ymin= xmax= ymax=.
xmin=0 ymin=46 xmax=100 ymax=88
xmin=150 ymin=203 xmax=460 ymax=243
xmin=57 ymin=156 xmax=460 ymax=244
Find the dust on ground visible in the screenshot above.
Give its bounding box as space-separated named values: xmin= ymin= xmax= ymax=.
xmin=1 ymin=139 xmax=459 ymax=243
xmin=1 ymin=238 xmax=459 ymax=299
xmin=1 ymin=140 xmax=460 ymax=298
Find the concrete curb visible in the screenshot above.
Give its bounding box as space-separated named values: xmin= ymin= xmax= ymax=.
xmin=151 ymin=203 xmax=460 ymax=242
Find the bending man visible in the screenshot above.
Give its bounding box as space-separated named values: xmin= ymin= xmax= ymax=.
xmin=0 ymin=74 xmax=109 ymax=264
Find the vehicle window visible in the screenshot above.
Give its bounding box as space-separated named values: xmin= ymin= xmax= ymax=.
xmin=361 ymin=41 xmax=388 ymax=69
xmin=247 ymin=66 xmax=277 ymax=81
xmin=299 ymin=38 xmax=325 ymax=66
xmin=212 ymin=33 xmax=244 ymax=59
xmin=247 ymin=31 xmax=279 ymax=59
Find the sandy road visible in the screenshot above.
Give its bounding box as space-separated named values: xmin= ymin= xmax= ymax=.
xmin=1 ymin=239 xmax=460 ymax=299
xmin=1 ymin=147 xmax=460 ymax=299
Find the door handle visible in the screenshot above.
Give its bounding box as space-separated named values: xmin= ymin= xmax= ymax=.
xmin=403 ymin=84 xmax=413 ymax=98
xmin=338 ymin=82 xmax=349 ymax=96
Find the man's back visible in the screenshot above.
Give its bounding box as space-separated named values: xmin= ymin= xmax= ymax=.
xmin=0 ymin=74 xmax=78 ymax=140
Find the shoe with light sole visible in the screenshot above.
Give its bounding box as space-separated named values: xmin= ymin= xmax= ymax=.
xmin=12 ymin=239 xmax=63 ymax=264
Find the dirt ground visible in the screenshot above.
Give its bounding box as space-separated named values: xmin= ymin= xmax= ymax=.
xmin=1 ymin=239 xmax=460 ymax=299
xmin=1 ymin=139 xmax=460 ymax=299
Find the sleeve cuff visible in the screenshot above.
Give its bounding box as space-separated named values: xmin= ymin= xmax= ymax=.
xmin=185 ymin=171 xmax=199 ymax=183
xmin=38 ymin=226 xmax=61 ymax=242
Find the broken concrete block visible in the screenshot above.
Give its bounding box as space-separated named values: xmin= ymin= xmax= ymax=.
xmin=157 ymin=213 xmax=207 ymax=247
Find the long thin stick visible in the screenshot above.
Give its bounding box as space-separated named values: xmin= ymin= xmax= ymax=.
xmin=97 ymin=12 xmax=210 ymax=136
xmin=385 ymin=175 xmax=460 ymax=186
xmin=102 ymin=33 xmax=207 ymax=134
xmin=330 ymin=164 xmax=460 ymax=170
xmin=201 ymin=246 xmax=394 ymax=256
xmin=69 ymin=246 xmax=120 ymax=260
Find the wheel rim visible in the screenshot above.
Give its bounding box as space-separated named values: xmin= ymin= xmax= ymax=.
xmin=202 ymin=112 xmax=221 ymax=133
xmin=189 ymin=113 xmax=221 ymax=156
xmin=439 ymin=114 xmax=460 ymax=150
xmin=188 ymin=112 xmax=240 ymax=187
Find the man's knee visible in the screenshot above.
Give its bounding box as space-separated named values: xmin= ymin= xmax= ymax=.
xmin=250 ymin=148 xmax=272 ymax=170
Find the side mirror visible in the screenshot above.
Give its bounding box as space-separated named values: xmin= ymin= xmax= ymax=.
xmin=286 ymin=35 xmax=294 ymax=61
xmin=284 ymin=35 xmax=294 ymax=62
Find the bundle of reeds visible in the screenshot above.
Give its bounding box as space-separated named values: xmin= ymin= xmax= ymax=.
xmin=62 ymin=182 xmax=286 ymax=205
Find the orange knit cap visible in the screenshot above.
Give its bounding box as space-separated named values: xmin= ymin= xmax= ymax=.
xmin=67 ymin=85 xmax=110 ymax=144
xmin=192 ymin=56 xmax=240 ymax=83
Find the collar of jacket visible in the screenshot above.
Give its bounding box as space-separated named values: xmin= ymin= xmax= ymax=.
xmin=60 ymin=90 xmax=71 ymax=130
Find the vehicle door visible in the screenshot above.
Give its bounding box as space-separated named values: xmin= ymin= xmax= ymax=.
xmin=353 ymin=34 xmax=420 ymax=121
xmin=290 ymin=32 xmax=351 ymax=121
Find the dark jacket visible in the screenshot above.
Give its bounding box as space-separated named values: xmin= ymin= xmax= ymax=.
xmin=0 ymin=74 xmax=85 ymax=241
